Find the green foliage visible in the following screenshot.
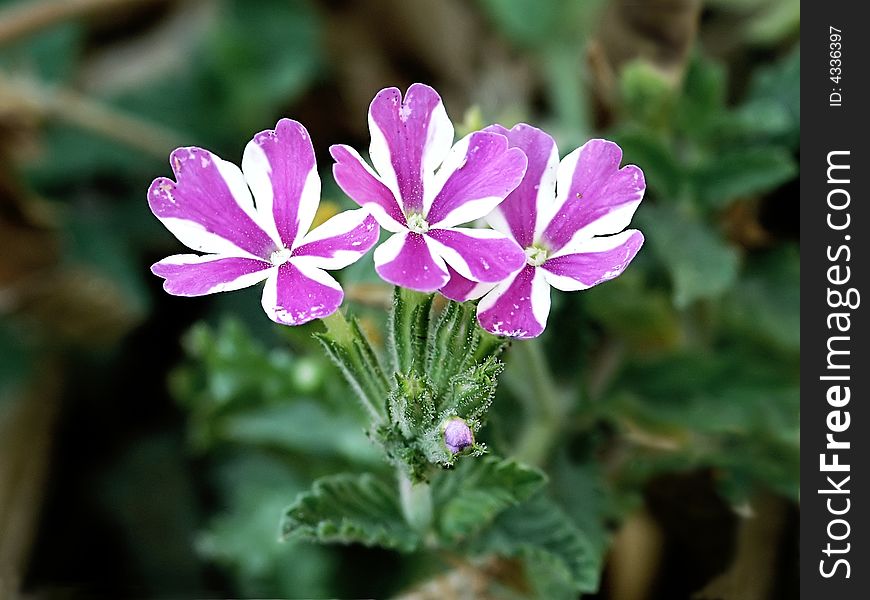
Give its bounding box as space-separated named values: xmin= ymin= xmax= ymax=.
xmin=432 ymin=456 xmax=547 ymax=542
xmin=639 ymin=204 xmax=740 ymax=307
xmin=197 ymin=454 xmax=335 ymax=597
xmin=282 ymin=472 xmax=420 ymax=551
xmin=471 ymin=495 xmax=601 ymax=598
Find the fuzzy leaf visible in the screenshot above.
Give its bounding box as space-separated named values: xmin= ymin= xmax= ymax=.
xmin=471 ymin=495 xmax=600 ymax=596
xmin=695 ymin=147 xmax=796 ymax=208
xmin=640 ymin=204 xmax=740 ymax=307
xmin=281 ymin=472 xmax=419 ymax=551
xmin=433 ymin=456 xmax=547 ymax=542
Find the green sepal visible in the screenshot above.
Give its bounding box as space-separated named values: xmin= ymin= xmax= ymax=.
xmin=314 ymin=312 xmax=389 ymax=422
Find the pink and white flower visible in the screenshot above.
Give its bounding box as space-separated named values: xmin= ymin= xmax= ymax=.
xmin=330 ymin=84 xmax=528 ymax=292
xmin=441 ymin=124 xmax=646 ymax=339
xmin=148 ymin=119 xmax=379 ymax=325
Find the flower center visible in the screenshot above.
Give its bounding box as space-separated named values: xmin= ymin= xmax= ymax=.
xmin=524 ymin=245 xmax=548 ymax=267
xmin=270 ymin=247 xmax=293 ymax=266
xmin=406 ymin=213 xmax=429 ymax=234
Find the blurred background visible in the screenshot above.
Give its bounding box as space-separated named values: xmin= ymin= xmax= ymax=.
xmin=0 ymin=0 xmax=798 ymax=598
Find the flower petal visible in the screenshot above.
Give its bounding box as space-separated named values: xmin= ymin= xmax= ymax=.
xmin=426 ymin=131 xmax=528 ymax=228
xmin=368 ymin=83 xmax=454 ymax=214
xmin=439 ymin=265 xmax=495 ymax=302
xmin=484 ymin=123 xmax=559 ymax=248
xmin=261 ymin=261 xmax=344 ymax=325
xmin=542 ymin=230 xmax=644 ymax=291
xmin=477 ymin=265 xmax=551 ymax=339
xmin=242 ymin=119 xmax=320 ymax=249
xmin=329 ymin=144 xmax=407 ymax=232
xmin=540 ymin=139 xmax=645 ymax=253
xmin=148 ymin=147 xmax=277 ymax=258
xmin=292 ymin=208 xmax=380 ymax=270
xmin=427 ymin=227 xmax=525 ymax=283
xmin=373 ymin=231 xmax=449 ymax=292
xmin=151 ymin=254 xmax=273 ymax=296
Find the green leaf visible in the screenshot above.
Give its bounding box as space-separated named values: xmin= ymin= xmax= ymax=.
xmin=471 ymin=495 xmax=601 ymax=596
xmin=744 ymin=47 xmax=800 ymax=147
xmin=639 ymin=204 xmax=740 ymax=307
xmin=694 ymin=147 xmax=796 ymax=208
xmin=613 ymin=128 xmax=685 ymax=201
xmin=217 ymin=402 xmax=380 ymax=464
xmin=433 ymin=456 xmax=547 ymax=542
xmin=674 ymin=57 xmax=727 ymax=139
xmin=720 ymin=246 xmax=800 ymax=352
xmin=620 ymin=60 xmax=676 ymax=130
xmin=197 ymin=453 xmax=335 ymax=598
xmin=281 ymin=472 xmax=419 ymax=551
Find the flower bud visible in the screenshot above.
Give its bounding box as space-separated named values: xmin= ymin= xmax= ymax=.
xmin=442 ymin=417 xmax=474 ymax=453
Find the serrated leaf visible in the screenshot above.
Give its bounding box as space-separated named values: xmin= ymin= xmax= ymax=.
xmin=639 ymin=204 xmax=740 ymax=307
xmin=695 ymin=147 xmax=796 ymax=208
xmin=433 ymin=456 xmax=547 ymax=542
xmin=471 ymin=495 xmax=601 ymax=596
xmin=282 ymin=472 xmax=419 ymax=551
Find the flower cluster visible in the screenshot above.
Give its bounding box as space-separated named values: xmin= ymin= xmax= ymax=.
xmin=148 ymin=84 xmax=645 ymax=337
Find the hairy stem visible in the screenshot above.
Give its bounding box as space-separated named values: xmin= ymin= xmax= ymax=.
xmin=513 ymin=339 xmax=568 ymax=466
xmin=398 ymin=469 xmax=432 ymax=535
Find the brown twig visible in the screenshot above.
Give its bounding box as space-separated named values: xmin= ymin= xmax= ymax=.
xmin=0 ymin=0 xmax=166 ymax=46
xmin=0 ymin=72 xmax=185 ymax=158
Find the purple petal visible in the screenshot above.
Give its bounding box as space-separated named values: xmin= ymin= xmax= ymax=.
xmin=541 ymin=230 xmax=644 ymax=291
xmin=426 ymin=131 xmax=528 ymax=228
xmin=292 ymin=209 xmax=380 ymax=270
xmin=427 ymin=227 xmax=525 ymax=283
xmin=484 ymin=124 xmax=559 ymax=248
xmin=330 ymin=144 xmax=407 ymax=232
xmin=439 ymin=265 xmax=495 ymax=302
xmin=148 ymin=147 xmax=277 ymax=258
xmin=477 ymin=265 xmax=551 ymax=339
xmin=541 ymin=139 xmax=645 ymax=253
xmin=373 ymin=231 xmax=449 ymax=292
xmin=368 ymin=84 xmax=454 ymax=214
xmin=151 ymin=254 xmax=273 ymax=296
xmin=261 ymin=261 xmax=344 ymax=325
xmin=443 ymin=417 xmax=474 ymax=453
xmin=242 ymin=119 xmax=320 ymax=249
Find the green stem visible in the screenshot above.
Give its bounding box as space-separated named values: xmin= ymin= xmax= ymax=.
xmin=398 ymin=469 xmax=433 ymax=534
xmin=513 ymin=339 xmax=567 ymax=466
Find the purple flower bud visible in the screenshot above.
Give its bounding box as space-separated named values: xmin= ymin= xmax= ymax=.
xmin=443 ymin=417 xmax=474 ymax=454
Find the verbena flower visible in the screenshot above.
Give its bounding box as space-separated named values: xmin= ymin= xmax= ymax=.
xmin=330 ymin=83 xmax=528 ymax=292
xmin=441 ymin=124 xmax=646 ymax=339
xmin=148 ymin=119 xmax=378 ymax=325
